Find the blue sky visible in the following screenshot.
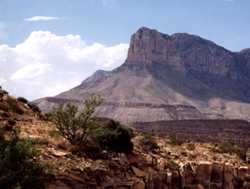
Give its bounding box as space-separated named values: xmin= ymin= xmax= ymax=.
xmin=1 ymin=0 xmax=250 ymax=50
xmin=0 ymin=0 xmax=250 ymax=99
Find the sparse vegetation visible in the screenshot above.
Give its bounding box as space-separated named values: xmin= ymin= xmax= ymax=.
xmin=17 ymin=97 xmax=29 ymax=104
xmin=91 ymin=119 xmax=134 ymax=154
xmin=140 ymin=133 xmax=159 ymax=152
xmin=0 ymin=110 xmax=9 ymax=118
xmin=0 ymin=122 xmax=49 ymax=189
xmin=186 ymin=143 xmax=196 ymax=151
xmin=50 ymin=95 xmax=134 ymax=154
xmin=48 ymin=130 xmax=62 ymax=140
xmin=27 ymin=103 xmax=41 ymax=113
xmin=6 ymin=97 xmax=24 ymax=115
xmin=4 ymin=118 xmax=17 ymax=131
xmin=245 ymin=174 xmax=250 ymax=182
xmin=215 ymin=142 xmax=248 ymax=161
xmin=169 ymin=134 xmax=185 ymax=146
xmin=50 ymin=94 xmax=102 ymax=145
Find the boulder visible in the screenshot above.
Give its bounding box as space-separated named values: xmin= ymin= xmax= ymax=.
xmin=211 ymin=163 xmax=223 ymax=184
xmin=132 ymin=166 xmax=147 ymax=178
xmin=181 ymin=163 xmax=195 ymax=186
xmin=223 ymin=163 xmax=236 ymax=189
xmin=133 ymin=178 xmax=145 ymax=189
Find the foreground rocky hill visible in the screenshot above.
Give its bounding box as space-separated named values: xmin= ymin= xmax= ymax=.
xmin=0 ymin=87 xmax=250 ymax=189
xmin=17 ymin=119 xmax=250 ymax=189
xmin=35 ymin=27 xmax=250 ymax=123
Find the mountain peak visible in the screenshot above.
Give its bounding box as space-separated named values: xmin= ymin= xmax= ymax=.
xmin=135 ymin=26 xmax=162 ymax=35
xmin=126 ymin=27 xmax=170 ymax=65
xmin=35 ymin=27 xmax=250 ymax=124
xmin=126 ymin=27 xmax=207 ymax=66
xmin=126 ymin=27 xmax=236 ymax=76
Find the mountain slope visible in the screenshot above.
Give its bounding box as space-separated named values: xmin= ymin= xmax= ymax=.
xmin=34 ymin=27 xmax=250 ymax=123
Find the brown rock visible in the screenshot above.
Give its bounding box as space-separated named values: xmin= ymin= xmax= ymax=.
xmin=171 ymin=170 xmax=181 ymax=189
xmin=238 ymin=166 xmax=249 ymax=179
xmin=157 ymin=157 xmax=167 ymax=171
xmin=210 ymin=183 xmax=222 ymax=189
xmin=196 ymin=161 xmax=212 ymax=181
xmin=195 ymin=161 xmax=212 ymax=189
xmin=181 ymin=163 xmax=196 ymax=186
xmin=132 ymin=166 xmax=147 ymax=178
xmin=223 ymin=163 xmax=236 ymax=189
xmin=133 ymin=178 xmax=145 ymax=189
xmin=211 ymin=163 xmax=223 ymax=184
xmin=48 ymin=148 xmax=69 ymax=157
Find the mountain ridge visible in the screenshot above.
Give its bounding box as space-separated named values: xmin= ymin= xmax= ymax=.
xmin=34 ymin=27 xmax=250 ymax=123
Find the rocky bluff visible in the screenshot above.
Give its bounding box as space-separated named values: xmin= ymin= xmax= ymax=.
xmin=35 ymin=27 xmax=250 ymax=123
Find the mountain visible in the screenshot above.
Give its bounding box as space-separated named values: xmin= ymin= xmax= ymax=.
xmin=34 ymin=27 xmax=250 ymax=123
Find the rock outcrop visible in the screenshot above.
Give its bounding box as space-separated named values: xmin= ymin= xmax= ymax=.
xmin=34 ymin=27 xmax=250 ymax=123
xmin=17 ymin=117 xmax=250 ymax=189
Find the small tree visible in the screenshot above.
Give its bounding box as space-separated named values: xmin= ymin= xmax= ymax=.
xmin=92 ymin=119 xmax=134 ymax=154
xmin=0 ymin=123 xmax=48 ymax=189
xmin=140 ymin=133 xmax=159 ymax=152
xmin=17 ymin=97 xmax=29 ymax=104
xmin=50 ymin=95 xmax=102 ymax=145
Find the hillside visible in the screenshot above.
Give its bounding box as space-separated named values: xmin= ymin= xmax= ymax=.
xmin=34 ymin=27 xmax=250 ymax=123
xmin=0 ymin=87 xmax=250 ymax=188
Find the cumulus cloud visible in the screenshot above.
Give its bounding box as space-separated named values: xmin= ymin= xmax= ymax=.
xmin=25 ymin=16 xmax=61 ymax=22
xmin=0 ymin=31 xmax=128 ymax=100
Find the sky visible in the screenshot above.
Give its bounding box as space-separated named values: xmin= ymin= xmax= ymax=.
xmin=0 ymin=0 xmax=250 ymax=100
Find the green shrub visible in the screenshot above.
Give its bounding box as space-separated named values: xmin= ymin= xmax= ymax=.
xmin=0 ymin=127 xmax=49 ymax=189
xmin=17 ymin=97 xmax=28 ymax=104
xmin=7 ymin=118 xmax=16 ymax=126
xmin=245 ymin=174 xmax=250 ymax=182
xmin=4 ymin=118 xmax=17 ymax=131
xmin=79 ymin=142 xmax=102 ymax=159
xmin=140 ymin=133 xmax=159 ymax=152
xmin=50 ymin=94 xmax=102 ymax=145
xmin=186 ymin=143 xmax=196 ymax=151
xmin=28 ymin=103 xmax=41 ymax=113
xmin=91 ymin=120 xmax=134 ymax=154
xmin=169 ymin=134 xmax=184 ymax=146
xmin=0 ymin=110 xmax=9 ymax=118
xmin=48 ymin=130 xmax=62 ymax=140
xmin=216 ymin=142 xmax=247 ymax=161
xmin=28 ymin=138 xmax=49 ymax=146
xmin=6 ymin=97 xmax=24 ymax=115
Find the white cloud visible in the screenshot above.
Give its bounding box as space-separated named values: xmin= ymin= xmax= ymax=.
xmin=25 ymin=16 xmax=61 ymax=22
xmin=0 ymin=77 xmax=6 ymax=85
xmin=0 ymin=31 xmax=128 ymax=100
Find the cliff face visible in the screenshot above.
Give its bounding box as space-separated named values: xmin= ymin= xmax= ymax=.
xmin=34 ymin=27 xmax=250 ymax=123
xmin=126 ymin=27 xmax=235 ymax=76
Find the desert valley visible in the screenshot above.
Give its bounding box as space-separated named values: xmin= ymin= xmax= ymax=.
xmin=0 ymin=27 xmax=249 ymax=189
xmin=0 ymin=1 xmax=250 ymax=189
